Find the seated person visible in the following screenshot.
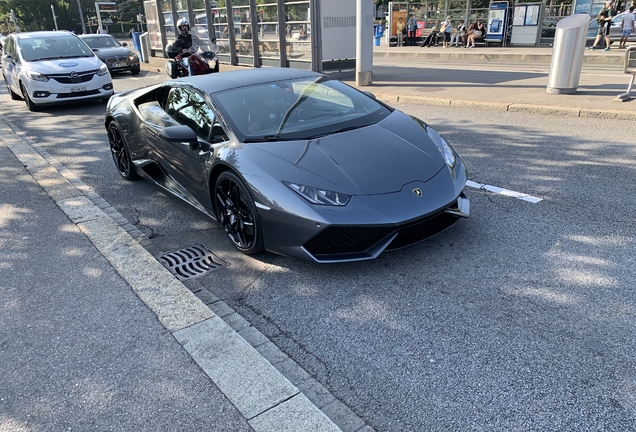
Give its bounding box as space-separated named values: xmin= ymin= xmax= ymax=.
xmin=421 ymin=21 xmax=441 ymax=47
xmin=247 ymin=86 xmax=291 ymax=134
xmin=298 ymin=28 xmax=307 ymax=40
xmin=450 ymin=20 xmax=466 ymax=47
xmin=466 ymin=20 xmax=485 ymax=48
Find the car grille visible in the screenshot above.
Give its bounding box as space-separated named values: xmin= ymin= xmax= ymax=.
xmin=304 ymin=202 xmax=461 ymax=258
xmin=106 ymin=56 xmax=128 ymax=63
xmin=56 ymin=89 xmax=101 ymax=98
xmin=48 ymin=70 xmax=99 ymax=84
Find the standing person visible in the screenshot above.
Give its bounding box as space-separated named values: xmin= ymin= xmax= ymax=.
xmin=396 ymin=16 xmax=406 ymax=47
xmin=406 ymin=14 xmax=418 ymax=46
xmin=441 ymin=16 xmax=452 ymax=48
xmin=619 ymin=5 xmax=635 ymax=48
xmin=588 ymin=0 xmax=616 ymax=51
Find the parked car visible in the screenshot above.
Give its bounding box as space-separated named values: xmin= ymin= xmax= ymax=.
xmin=78 ymin=34 xmax=140 ymax=75
xmin=105 ymin=68 xmax=470 ymax=263
xmin=1 ymin=31 xmax=113 ymax=111
xmin=587 ymin=11 xmax=636 ymax=45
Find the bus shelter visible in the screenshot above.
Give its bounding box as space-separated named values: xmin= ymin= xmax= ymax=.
xmin=143 ymin=0 xmax=358 ymax=72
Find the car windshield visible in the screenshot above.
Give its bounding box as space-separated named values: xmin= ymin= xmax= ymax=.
xmin=214 ymin=76 xmax=392 ymax=142
xmin=81 ymin=36 xmax=122 ymax=49
xmin=18 ymin=36 xmax=94 ymax=61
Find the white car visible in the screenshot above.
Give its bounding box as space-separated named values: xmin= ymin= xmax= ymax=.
xmin=1 ymin=31 xmax=114 ymax=111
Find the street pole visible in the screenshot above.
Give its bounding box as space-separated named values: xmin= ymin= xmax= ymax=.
xmin=76 ymin=0 xmax=87 ymax=34
xmin=10 ymin=9 xmax=20 ymax=32
xmin=51 ymin=5 xmax=59 ymax=31
xmin=356 ymin=0 xmax=373 ymax=86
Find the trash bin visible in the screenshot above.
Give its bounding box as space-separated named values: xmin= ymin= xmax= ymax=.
xmin=373 ymin=24 xmax=384 ymax=47
xmin=546 ymin=14 xmax=591 ymax=94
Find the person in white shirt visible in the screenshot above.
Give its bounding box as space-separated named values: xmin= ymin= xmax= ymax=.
xmin=619 ymin=5 xmax=635 ymax=49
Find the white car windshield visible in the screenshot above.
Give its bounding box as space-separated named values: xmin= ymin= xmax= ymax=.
xmin=19 ymin=36 xmax=94 ymax=61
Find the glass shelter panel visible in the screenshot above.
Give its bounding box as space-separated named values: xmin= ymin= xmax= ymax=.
xmin=234 ymin=2 xmax=254 ymax=59
xmin=284 ymin=1 xmax=310 ymax=64
xmin=257 ymin=2 xmax=280 ymax=60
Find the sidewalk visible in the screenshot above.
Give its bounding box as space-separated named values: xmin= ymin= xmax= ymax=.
xmin=137 ymin=42 xmax=636 ymax=121
xmin=0 ymin=117 xmax=343 ymax=430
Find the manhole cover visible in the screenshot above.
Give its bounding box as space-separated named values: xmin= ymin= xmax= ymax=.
xmin=156 ymin=243 xmax=229 ymax=281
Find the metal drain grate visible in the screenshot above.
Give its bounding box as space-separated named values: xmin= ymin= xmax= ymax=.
xmin=156 ymin=243 xmax=229 ymax=281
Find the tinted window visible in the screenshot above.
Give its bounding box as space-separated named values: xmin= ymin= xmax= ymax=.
xmin=81 ymin=36 xmax=122 ymax=49
xmin=214 ymin=76 xmax=392 ymax=141
xmin=166 ymin=87 xmax=216 ymax=140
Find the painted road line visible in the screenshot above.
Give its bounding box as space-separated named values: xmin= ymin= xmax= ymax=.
xmin=466 ymin=180 xmax=543 ymax=203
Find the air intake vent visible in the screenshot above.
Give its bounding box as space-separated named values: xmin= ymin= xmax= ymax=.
xmin=156 ymin=243 xmax=229 ymax=280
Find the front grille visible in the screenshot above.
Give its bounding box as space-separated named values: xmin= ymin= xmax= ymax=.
xmin=56 ymin=89 xmax=100 ymax=98
xmin=106 ymin=56 xmax=128 ymax=63
xmin=304 ymin=203 xmax=461 ymax=257
xmin=156 ymin=243 xmax=229 ymax=281
xmin=48 ymin=70 xmax=98 ymax=84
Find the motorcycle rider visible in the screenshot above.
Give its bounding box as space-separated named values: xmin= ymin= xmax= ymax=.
xmin=174 ymin=18 xmax=196 ymax=74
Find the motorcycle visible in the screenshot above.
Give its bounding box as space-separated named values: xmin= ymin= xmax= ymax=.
xmin=165 ymin=39 xmax=219 ymax=78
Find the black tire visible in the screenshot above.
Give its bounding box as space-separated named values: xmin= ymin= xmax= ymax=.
xmin=4 ymin=76 xmax=20 ymax=100
xmin=107 ymin=121 xmax=138 ymax=180
xmin=130 ymin=66 xmax=141 ymax=75
xmin=214 ymin=171 xmax=264 ymax=255
xmin=20 ymin=82 xmax=39 ymax=111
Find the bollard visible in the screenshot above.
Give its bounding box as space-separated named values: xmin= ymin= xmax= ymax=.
xmin=546 ymin=14 xmax=590 ymax=94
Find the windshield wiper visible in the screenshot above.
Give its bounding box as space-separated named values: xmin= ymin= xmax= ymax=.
xmin=307 ymin=124 xmax=369 ymax=139
xmin=243 ymin=135 xmax=296 ymax=143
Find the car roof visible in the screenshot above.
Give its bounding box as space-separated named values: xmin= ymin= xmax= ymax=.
xmin=78 ymin=34 xmax=115 ymax=38
xmin=177 ymin=67 xmax=324 ymax=94
xmin=11 ymin=30 xmax=77 ymax=40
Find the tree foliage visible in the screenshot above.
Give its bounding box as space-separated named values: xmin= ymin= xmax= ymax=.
xmin=0 ymin=0 xmax=144 ymax=33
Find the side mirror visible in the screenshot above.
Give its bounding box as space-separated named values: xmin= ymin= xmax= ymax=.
xmin=122 ymin=42 xmax=128 ymax=47
xmin=160 ymin=125 xmax=199 ymax=150
xmin=363 ymin=91 xmax=376 ymax=100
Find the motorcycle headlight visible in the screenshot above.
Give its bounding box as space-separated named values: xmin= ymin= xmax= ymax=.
xmin=25 ymin=70 xmax=49 ymax=82
xmin=284 ymin=182 xmax=351 ymax=206
xmin=97 ymin=63 xmax=109 ymax=76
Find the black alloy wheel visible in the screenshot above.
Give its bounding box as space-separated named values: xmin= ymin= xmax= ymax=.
xmin=214 ymin=171 xmax=264 ymax=254
xmin=107 ymin=122 xmax=138 ymax=180
xmin=20 ymin=82 xmax=38 ymax=111
xmin=130 ymin=66 xmax=140 ymax=75
xmin=4 ymin=76 xmax=20 ymax=100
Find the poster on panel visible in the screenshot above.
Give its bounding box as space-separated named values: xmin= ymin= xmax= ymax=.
xmin=487 ymin=2 xmax=508 ymax=41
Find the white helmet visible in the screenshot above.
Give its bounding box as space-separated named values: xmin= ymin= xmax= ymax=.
xmin=176 ymin=18 xmax=190 ymax=36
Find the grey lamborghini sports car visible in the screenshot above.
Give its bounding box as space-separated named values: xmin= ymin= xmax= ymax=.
xmin=105 ymin=67 xmax=469 ymax=263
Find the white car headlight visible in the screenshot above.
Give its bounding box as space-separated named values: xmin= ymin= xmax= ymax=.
xmin=284 ymin=182 xmax=351 ymax=206
xmin=129 ymin=53 xmax=139 ymax=60
xmin=97 ymin=63 xmax=109 ymax=76
xmin=25 ymin=70 xmax=49 ymax=82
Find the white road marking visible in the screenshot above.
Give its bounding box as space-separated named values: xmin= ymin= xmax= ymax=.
xmin=466 ymin=180 xmax=543 ymax=203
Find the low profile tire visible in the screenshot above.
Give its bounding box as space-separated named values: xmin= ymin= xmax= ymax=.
xmin=130 ymin=66 xmax=141 ymax=75
xmin=20 ymin=82 xmax=39 ymax=111
xmin=4 ymin=76 xmax=20 ymax=100
xmin=214 ymin=171 xmax=264 ymax=255
xmin=107 ymin=121 xmax=138 ymax=180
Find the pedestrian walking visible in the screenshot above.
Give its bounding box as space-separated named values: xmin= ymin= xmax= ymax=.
xmin=588 ymin=0 xmax=616 ymax=51
xmin=619 ymin=5 xmax=635 ymax=49
xmin=406 ymin=14 xmax=418 ymax=46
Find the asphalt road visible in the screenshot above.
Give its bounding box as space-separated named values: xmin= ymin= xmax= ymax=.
xmin=2 ymin=68 xmax=635 ymax=431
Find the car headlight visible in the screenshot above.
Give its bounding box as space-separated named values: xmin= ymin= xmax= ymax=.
xmin=25 ymin=70 xmax=49 ymax=82
xmin=428 ymin=127 xmax=456 ymax=168
xmin=284 ymin=182 xmax=351 ymax=206
xmin=97 ymin=63 xmax=109 ymax=76
xmin=129 ymin=53 xmax=139 ymax=60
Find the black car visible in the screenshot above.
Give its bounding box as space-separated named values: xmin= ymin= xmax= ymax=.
xmin=79 ymin=34 xmax=140 ymax=75
xmin=105 ymin=68 xmax=470 ymax=263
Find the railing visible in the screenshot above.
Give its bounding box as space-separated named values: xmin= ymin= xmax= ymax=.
xmin=616 ymin=45 xmax=636 ymax=101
